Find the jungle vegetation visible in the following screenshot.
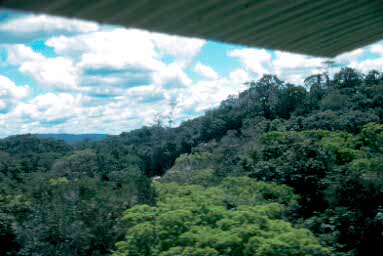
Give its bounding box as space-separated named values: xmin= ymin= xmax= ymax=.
xmin=1 ymin=67 xmax=383 ymax=255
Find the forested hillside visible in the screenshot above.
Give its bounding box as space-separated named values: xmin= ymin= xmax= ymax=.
xmin=35 ymin=134 xmax=109 ymax=144
xmin=1 ymin=67 xmax=383 ymax=255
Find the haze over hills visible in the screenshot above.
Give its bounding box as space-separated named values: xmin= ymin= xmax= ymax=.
xmin=34 ymin=133 xmax=109 ymax=144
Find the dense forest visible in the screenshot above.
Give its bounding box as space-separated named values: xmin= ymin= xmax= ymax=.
xmin=35 ymin=134 xmax=109 ymax=144
xmin=1 ymin=67 xmax=383 ymax=255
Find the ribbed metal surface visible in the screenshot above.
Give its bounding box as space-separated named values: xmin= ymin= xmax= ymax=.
xmin=2 ymin=0 xmax=383 ymax=57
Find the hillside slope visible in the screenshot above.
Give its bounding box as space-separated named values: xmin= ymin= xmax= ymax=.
xmin=2 ymin=67 xmax=383 ymax=255
xmin=35 ymin=133 xmax=109 ymax=144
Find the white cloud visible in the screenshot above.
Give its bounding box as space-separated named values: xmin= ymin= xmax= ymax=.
xmin=46 ymin=28 xmax=205 ymax=78
xmin=284 ymin=74 xmax=305 ymax=85
xmin=0 ymin=26 xmax=205 ymax=133
xmin=20 ymin=57 xmax=78 ymax=90
xmin=46 ymin=28 xmax=165 ymax=92
xmin=0 ymin=75 xmax=30 ymax=113
xmin=0 ymin=75 xmax=30 ymax=99
xmin=44 ymin=28 xmax=205 ymax=93
xmin=4 ymin=10 xmax=383 ymax=137
xmin=125 ymin=84 xmax=163 ymax=99
xmin=152 ymin=33 xmax=205 ymax=67
xmin=194 ymin=62 xmax=219 ymax=80
xmin=0 ymin=14 xmax=99 ymax=34
xmin=335 ymin=48 xmax=364 ymax=64
xmin=228 ymin=48 xmax=272 ymax=75
xmin=5 ymin=44 xmax=45 ymax=65
xmin=229 ymin=69 xmax=251 ymax=83
xmin=228 ymin=48 xmax=324 ymax=84
xmin=0 ymin=11 xmax=100 ymax=44
xmin=184 ymin=78 xmax=234 ymax=113
xmin=46 ymin=28 xmax=161 ymax=93
xmin=153 ymin=62 xmax=192 ymax=88
xmin=370 ymin=44 xmax=383 ymax=55
xmin=5 ymin=45 xmax=79 ymax=90
xmin=273 ymin=51 xmax=323 ymax=70
xmin=0 ymin=100 xmax=6 ymax=110
xmin=13 ymin=92 xmax=80 ymax=123
xmin=177 ymin=72 xmax=249 ymax=116
xmin=47 ymin=28 xmax=160 ymax=71
xmin=351 ymin=58 xmax=383 ymax=73
xmin=270 ymin=51 xmax=326 ymax=84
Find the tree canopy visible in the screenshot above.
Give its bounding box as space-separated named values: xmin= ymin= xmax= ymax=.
xmin=2 ymin=67 xmax=383 ymax=255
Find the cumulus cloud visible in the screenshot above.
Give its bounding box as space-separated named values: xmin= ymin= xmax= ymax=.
xmin=20 ymin=57 xmax=78 ymax=90
xmin=181 ymin=78 xmax=242 ymax=114
xmin=228 ymin=48 xmax=326 ymax=84
xmin=1 ymin=93 xmax=82 ymax=135
xmin=228 ymin=48 xmax=272 ymax=75
xmin=371 ymin=44 xmax=383 ymax=55
xmin=351 ymin=58 xmax=383 ymax=73
xmin=273 ymin=51 xmax=323 ymax=70
xmin=194 ymin=62 xmax=219 ymax=80
xmin=5 ymin=44 xmax=45 ymax=65
xmin=284 ymin=74 xmax=305 ymax=85
xmin=124 ymin=84 xmax=164 ymax=102
xmin=48 ymin=28 xmax=160 ymax=70
xmin=13 ymin=92 xmax=80 ymax=123
xmin=0 ymin=22 xmax=208 ymax=135
xmin=46 ymin=28 xmax=166 ymax=91
xmin=271 ymin=51 xmax=325 ymax=84
xmin=0 ymin=75 xmax=30 ymax=113
xmin=0 ymin=75 xmax=30 ymax=99
xmin=47 ymin=28 xmax=200 ymax=93
xmin=2 ymin=10 xmax=383 ymax=136
xmin=229 ymin=69 xmax=251 ymax=83
xmin=152 ymin=33 xmax=205 ymax=67
xmin=0 ymin=11 xmax=99 ymax=43
xmin=227 ymin=46 xmax=373 ymax=84
xmin=0 ymin=14 xmax=98 ymax=34
xmin=175 ymin=70 xmax=249 ymax=117
xmin=153 ymin=62 xmax=192 ymax=89
xmin=45 ymin=29 xmax=203 ymax=82
xmin=4 ymin=44 xmax=79 ymax=90
xmin=335 ymin=49 xmax=364 ymax=65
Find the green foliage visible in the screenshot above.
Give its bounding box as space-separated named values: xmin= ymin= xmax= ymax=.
xmin=2 ymin=68 xmax=383 ymax=255
xmin=163 ymin=168 xmax=219 ymax=187
xmin=49 ymin=177 xmax=70 ymax=186
xmin=239 ymin=126 xmax=383 ymax=254
xmin=11 ymin=172 xmax=153 ymax=256
xmin=333 ymin=67 xmax=363 ymax=89
xmin=51 ymin=149 xmax=98 ymax=179
xmin=0 ymin=134 xmax=154 ymax=255
xmin=0 ymin=134 xmax=72 ymax=156
xmin=365 ymin=70 xmax=383 ymax=86
xmin=321 ymin=93 xmax=352 ymax=111
xmin=161 ymin=152 xmax=219 ymax=186
xmin=114 ymin=178 xmax=328 ymax=256
xmin=359 ymin=123 xmax=383 ymax=153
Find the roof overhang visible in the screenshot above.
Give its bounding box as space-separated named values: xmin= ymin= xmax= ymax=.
xmin=1 ymin=0 xmax=383 ymax=57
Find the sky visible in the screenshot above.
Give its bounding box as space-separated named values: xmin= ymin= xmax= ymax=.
xmin=1 ymin=10 xmax=383 ymax=137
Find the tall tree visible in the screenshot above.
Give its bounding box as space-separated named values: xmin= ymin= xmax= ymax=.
xmin=248 ymin=74 xmax=283 ymax=119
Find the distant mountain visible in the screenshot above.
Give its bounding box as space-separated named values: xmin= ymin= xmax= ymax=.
xmin=35 ymin=134 xmax=109 ymax=144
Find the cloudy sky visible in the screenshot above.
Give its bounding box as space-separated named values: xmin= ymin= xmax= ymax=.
xmin=1 ymin=10 xmax=383 ymax=137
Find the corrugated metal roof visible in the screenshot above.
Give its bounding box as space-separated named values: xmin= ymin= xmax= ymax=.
xmin=2 ymin=0 xmax=383 ymax=57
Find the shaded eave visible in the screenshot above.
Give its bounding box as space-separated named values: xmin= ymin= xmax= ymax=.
xmin=2 ymin=0 xmax=383 ymax=57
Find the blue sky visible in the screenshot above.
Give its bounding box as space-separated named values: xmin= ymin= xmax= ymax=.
xmin=1 ymin=9 xmax=383 ymax=137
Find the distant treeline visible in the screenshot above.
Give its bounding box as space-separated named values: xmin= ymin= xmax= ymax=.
xmin=35 ymin=133 xmax=109 ymax=144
